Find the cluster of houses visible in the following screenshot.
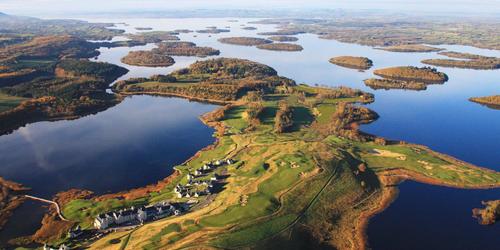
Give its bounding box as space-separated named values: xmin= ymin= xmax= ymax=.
xmin=174 ymin=159 xmax=233 ymax=198
xmin=94 ymin=201 xmax=184 ymax=230
xmin=43 ymin=244 xmax=69 ymax=250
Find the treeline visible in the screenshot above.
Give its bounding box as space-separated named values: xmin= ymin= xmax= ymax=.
xmin=0 ymin=95 xmax=120 ymax=135
xmin=364 ymin=78 xmax=427 ymax=91
xmin=0 ymin=36 xmax=100 ymax=61
xmin=317 ymin=102 xmax=379 ymax=141
xmin=244 ymin=92 xmax=265 ymax=130
xmin=56 ymin=59 xmax=128 ymax=82
xmin=274 ymin=101 xmax=293 ymax=133
xmin=292 ymin=85 xmax=374 ymax=106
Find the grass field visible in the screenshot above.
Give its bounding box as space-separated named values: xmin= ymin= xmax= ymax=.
xmin=0 ymin=92 xmax=28 ymax=113
xmin=56 ymin=83 xmax=500 ymax=250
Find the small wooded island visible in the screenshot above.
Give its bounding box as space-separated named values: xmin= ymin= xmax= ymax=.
xmin=422 ymin=51 xmax=500 ymax=70
xmin=376 ymin=44 xmax=443 ymax=52
xmin=218 ymin=37 xmax=272 ymax=46
xmin=153 ymin=41 xmax=220 ymax=57
xmin=126 ymin=31 xmax=180 ymax=43
xmin=364 ymin=78 xmax=427 ymax=91
xmin=473 ymin=200 xmax=500 ymax=225
xmin=373 ymin=66 xmax=448 ymax=83
xmin=256 ymin=43 xmax=303 ymax=51
xmin=14 ymin=58 xmax=496 ymax=250
xmin=364 ymin=66 xmax=448 ymax=91
xmin=196 ymin=27 xmax=230 ymax=34
xmin=121 ymin=51 xmax=175 ymax=67
xmin=329 ymin=56 xmax=373 ymax=70
xmin=469 ymin=95 xmax=500 ymax=110
xmin=268 ymin=36 xmax=299 ymax=42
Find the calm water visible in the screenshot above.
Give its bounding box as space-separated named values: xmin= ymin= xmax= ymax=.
xmin=0 ymin=96 xmax=216 ymax=242
xmin=0 ymin=18 xmax=499 ymax=248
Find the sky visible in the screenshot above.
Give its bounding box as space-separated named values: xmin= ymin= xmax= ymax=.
xmin=0 ymin=0 xmax=499 ymax=17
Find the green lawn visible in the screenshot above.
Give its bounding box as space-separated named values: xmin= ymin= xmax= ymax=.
xmin=0 ymin=93 xmax=28 ymax=113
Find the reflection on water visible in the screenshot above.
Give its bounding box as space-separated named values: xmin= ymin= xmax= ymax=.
xmin=0 ymin=96 xmax=216 ymax=241
xmin=368 ymin=181 xmax=500 ymax=250
xmin=0 ymin=96 xmax=216 ymax=196
xmin=0 ymin=18 xmax=498 ymax=248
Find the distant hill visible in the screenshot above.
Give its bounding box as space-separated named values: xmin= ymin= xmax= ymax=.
xmin=0 ymin=13 xmax=123 ymax=40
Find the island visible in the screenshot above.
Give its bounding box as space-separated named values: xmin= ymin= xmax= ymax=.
xmin=373 ymin=66 xmax=448 ymax=83
xmin=153 ymin=41 xmax=220 ymax=57
xmin=135 ymin=27 xmax=153 ymax=31
xmin=173 ymin=29 xmax=193 ymax=33
xmin=126 ymin=31 xmax=180 ymax=43
xmin=257 ymin=30 xmax=305 ymax=36
xmin=422 ymin=51 xmax=500 ymax=70
xmin=268 ymin=36 xmax=299 ymax=42
xmin=242 ymin=26 xmax=257 ymax=30
xmin=218 ymin=37 xmax=273 ymax=46
xmin=196 ymin=28 xmax=230 ymax=34
xmin=375 ymin=44 xmax=443 ymax=52
xmin=256 ymin=43 xmax=303 ymax=51
xmin=121 ymin=51 xmax=175 ymax=67
xmin=363 ymin=78 xmax=427 ymax=91
xmin=19 ymin=58 xmax=500 ymax=250
xmin=329 ymin=56 xmax=373 ymax=70
xmin=469 ymin=95 xmax=500 ymax=110
xmin=112 ymin=58 xmax=294 ymax=103
xmin=473 ymin=200 xmax=500 ymax=225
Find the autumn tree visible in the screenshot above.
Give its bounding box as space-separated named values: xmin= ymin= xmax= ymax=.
xmin=274 ymin=100 xmax=293 ymax=133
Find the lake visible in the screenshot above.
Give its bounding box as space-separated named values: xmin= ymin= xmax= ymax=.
xmin=0 ymin=17 xmax=498 ymax=248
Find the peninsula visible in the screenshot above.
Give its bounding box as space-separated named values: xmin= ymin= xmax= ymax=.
xmin=0 ymin=35 xmax=128 ymax=135
xmin=422 ymin=51 xmax=500 ymax=70
xmin=0 ymin=177 xmax=30 ymax=231
xmin=26 ymin=58 xmax=500 ymax=250
xmin=469 ymin=95 xmax=500 ymax=110
xmin=375 ymin=44 xmax=443 ymax=53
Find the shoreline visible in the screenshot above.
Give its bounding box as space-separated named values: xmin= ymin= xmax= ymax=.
xmin=12 ymin=89 xmax=500 ymax=249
